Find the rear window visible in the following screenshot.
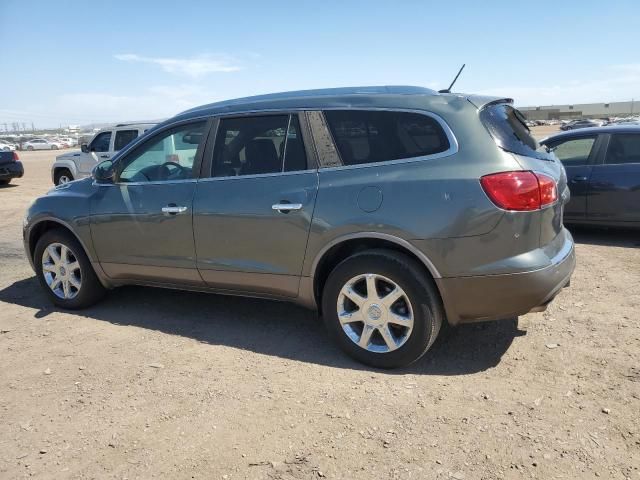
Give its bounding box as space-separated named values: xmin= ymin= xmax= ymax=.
xmin=324 ymin=110 xmax=450 ymax=166
xmin=480 ymin=103 xmax=554 ymax=161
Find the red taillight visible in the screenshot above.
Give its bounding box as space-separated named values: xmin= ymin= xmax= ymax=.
xmin=480 ymin=171 xmax=557 ymax=211
xmin=12 ymin=152 xmax=19 ymax=162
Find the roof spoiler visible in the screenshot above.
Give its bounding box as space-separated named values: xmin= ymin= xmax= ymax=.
xmin=467 ymin=96 xmax=514 ymax=110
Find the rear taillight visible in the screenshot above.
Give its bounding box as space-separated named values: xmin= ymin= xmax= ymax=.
xmin=12 ymin=152 xmax=19 ymax=162
xmin=480 ymin=171 xmax=557 ymax=211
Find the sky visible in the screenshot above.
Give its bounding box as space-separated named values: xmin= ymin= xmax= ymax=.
xmin=1 ymin=0 xmax=639 ymax=128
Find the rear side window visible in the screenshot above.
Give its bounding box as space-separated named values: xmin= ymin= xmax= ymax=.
xmin=324 ymin=110 xmax=450 ymax=166
xmin=606 ymin=134 xmax=640 ymax=164
xmin=480 ymin=104 xmax=554 ymax=161
xmin=114 ymin=129 xmax=139 ymax=151
xmin=550 ymin=137 xmax=596 ymax=167
xmin=212 ymin=114 xmax=308 ymax=177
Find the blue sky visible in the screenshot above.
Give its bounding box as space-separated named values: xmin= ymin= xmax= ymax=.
xmin=1 ymin=0 xmax=639 ymax=127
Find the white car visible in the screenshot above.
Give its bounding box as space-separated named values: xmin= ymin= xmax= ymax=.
xmin=51 ymin=123 xmax=155 ymax=184
xmin=58 ymin=137 xmax=77 ymax=147
xmin=0 ymin=141 xmax=17 ymax=151
xmin=23 ymin=138 xmax=64 ymax=151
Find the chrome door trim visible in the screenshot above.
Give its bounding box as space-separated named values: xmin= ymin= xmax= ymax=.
xmin=272 ymin=203 xmax=303 ymax=212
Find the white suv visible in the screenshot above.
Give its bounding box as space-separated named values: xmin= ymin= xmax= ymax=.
xmin=51 ymin=123 xmax=155 ymax=184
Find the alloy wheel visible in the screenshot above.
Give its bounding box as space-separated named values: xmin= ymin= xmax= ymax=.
xmin=337 ymin=273 xmax=414 ymax=353
xmin=41 ymin=242 xmax=82 ymax=299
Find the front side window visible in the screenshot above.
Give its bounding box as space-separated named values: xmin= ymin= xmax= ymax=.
xmin=605 ymin=134 xmax=640 ymax=165
xmin=90 ymin=131 xmax=112 ymax=153
xmin=118 ymin=121 xmax=206 ymax=183
xmin=324 ymin=110 xmax=450 ymax=166
xmin=212 ymin=114 xmax=307 ymax=177
xmin=550 ymin=137 xmax=596 ymax=167
xmin=113 ymin=129 xmax=139 ymax=151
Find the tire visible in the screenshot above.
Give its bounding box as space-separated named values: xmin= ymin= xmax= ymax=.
xmin=27 ymin=146 xmax=34 ymax=151
xmin=34 ymin=228 xmax=106 ymax=309
xmin=321 ymin=249 xmax=444 ymax=368
xmin=2 ymin=147 xmax=9 ymax=151
xmin=54 ymin=168 xmax=73 ymax=185
xmin=51 ymin=145 xmax=58 ymax=150
xmin=0 ymin=179 xmax=10 ymax=185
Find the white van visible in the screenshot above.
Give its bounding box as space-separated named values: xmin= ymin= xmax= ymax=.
xmin=51 ymin=123 xmax=155 ymax=184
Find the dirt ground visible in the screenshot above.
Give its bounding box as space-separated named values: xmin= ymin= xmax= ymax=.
xmin=0 ymin=149 xmax=639 ymax=480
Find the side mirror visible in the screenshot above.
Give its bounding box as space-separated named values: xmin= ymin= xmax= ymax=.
xmin=93 ymin=160 xmax=115 ymax=184
xmin=81 ymin=143 xmax=89 ymax=153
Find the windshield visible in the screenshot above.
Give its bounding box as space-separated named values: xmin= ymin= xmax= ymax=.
xmin=480 ymin=103 xmax=555 ymax=161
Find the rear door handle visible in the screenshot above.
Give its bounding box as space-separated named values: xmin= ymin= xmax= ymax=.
xmin=162 ymin=205 xmax=188 ymax=214
xmin=571 ymin=175 xmax=588 ymax=183
xmin=272 ymin=203 xmax=303 ymax=212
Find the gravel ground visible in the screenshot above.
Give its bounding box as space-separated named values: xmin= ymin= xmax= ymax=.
xmin=0 ymin=150 xmax=639 ymax=479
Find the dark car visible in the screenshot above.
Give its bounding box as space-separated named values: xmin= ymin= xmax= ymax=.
xmin=23 ymin=86 xmax=575 ymax=368
xmin=0 ymin=151 xmax=24 ymax=185
xmin=541 ymin=125 xmax=640 ymax=228
xmin=560 ymin=119 xmax=604 ymax=131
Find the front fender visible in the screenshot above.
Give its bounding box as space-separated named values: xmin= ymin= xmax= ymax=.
xmin=51 ymin=158 xmax=79 ymax=184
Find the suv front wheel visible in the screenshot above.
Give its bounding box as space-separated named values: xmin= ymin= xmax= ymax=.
xmin=54 ymin=168 xmax=73 ymax=185
xmin=322 ymin=250 xmax=443 ymax=368
xmin=34 ymin=229 xmax=106 ymax=309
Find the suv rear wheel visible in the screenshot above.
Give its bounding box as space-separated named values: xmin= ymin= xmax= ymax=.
xmin=54 ymin=169 xmax=73 ymax=185
xmin=322 ymin=249 xmax=443 ymax=368
xmin=34 ymin=229 xmax=106 ymax=309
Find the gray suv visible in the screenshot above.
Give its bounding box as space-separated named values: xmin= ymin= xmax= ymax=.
xmin=23 ymin=86 xmax=575 ymax=368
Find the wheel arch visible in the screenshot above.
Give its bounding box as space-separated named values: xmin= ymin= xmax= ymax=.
xmin=28 ymin=218 xmax=94 ymax=266
xmin=51 ymin=160 xmax=77 ymax=184
xmin=310 ymin=232 xmax=442 ymax=312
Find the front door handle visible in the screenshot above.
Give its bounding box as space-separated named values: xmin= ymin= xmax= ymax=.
xmin=162 ymin=205 xmax=188 ymax=215
xmin=571 ymin=175 xmax=588 ymax=183
xmin=272 ymin=203 xmax=303 ymax=212
xmin=99 ymin=154 xmax=109 ymax=159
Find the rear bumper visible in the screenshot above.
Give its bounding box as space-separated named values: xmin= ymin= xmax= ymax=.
xmin=0 ymin=161 xmax=24 ymax=180
xmin=436 ymin=229 xmax=575 ymax=324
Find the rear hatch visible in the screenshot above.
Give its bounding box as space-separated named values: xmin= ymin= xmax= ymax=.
xmin=478 ymin=101 xmax=569 ymax=245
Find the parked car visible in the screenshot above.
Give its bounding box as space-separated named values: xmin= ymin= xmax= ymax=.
xmin=51 ymin=123 xmax=155 ymax=184
xmin=560 ymin=119 xmax=604 ymax=131
xmin=541 ymin=125 xmax=640 ymax=228
xmin=23 ymin=138 xmax=64 ymax=151
xmin=0 ymin=151 xmax=24 ymax=185
xmin=0 ymin=140 xmax=18 ymax=151
xmin=58 ymin=137 xmax=77 ymax=147
xmin=24 ymin=86 xmax=575 ymax=368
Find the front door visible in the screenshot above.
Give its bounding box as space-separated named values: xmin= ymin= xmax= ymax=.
xmin=549 ymin=135 xmax=599 ymax=221
xmin=90 ymin=120 xmax=209 ymax=285
xmin=193 ymin=113 xmax=318 ymax=297
xmin=83 ymin=130 xmax=112 ymax=175
xmin=588 ymin=133 xmax=640 ymax=223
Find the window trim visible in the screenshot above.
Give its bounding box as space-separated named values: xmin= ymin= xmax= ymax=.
xmin=110 ymin=117 xmax=212 ymax=186
xmin=203 ymin=112 xmax=315 ymax=180
xmin=313 ymin=108 xmax=459 ymax=171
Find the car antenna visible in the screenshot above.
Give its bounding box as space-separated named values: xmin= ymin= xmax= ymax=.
xmin=438 ymin=64 xmax=466 ymax=93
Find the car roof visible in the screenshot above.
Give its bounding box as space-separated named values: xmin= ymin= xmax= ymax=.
xmin=171 ymin=85 xmax=506 ymax=122
xmin=540 ymin=125 xmax=640 ymax=144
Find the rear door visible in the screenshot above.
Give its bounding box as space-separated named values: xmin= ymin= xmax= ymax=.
xmin=588 ymin=132 xmax=640 ymax=223
xmin=193 ymin=113 xmax=318 ymax=297
xmin=546 ymin=135 xmax=600 ymax=221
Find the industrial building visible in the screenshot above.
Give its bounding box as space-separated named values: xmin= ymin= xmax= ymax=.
xmin=519 ymin=100 xmax=637 ymax=120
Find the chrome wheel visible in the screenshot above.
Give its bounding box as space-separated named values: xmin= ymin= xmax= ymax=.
xmin=337 ymin=273 xmax=414 ymax=353
xmin=41 ymin=242 xmax=82 ymax=299
xmin=58 ymin=175 xmax=71 ymax=184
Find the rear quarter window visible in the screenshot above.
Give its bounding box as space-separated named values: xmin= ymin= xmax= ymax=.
xmin=480 ymin=103 xmax=554 ymax=161
xmin=324 ymin=110 xmax=450 ymax=166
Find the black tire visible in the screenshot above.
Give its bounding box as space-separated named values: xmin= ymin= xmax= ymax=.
xmin=27 ymin=146 xmax=34 ymax=151
xmin=51 ymin=145 xmax=58 ymax=150
xmin=34 ymin=228 xmax=106 ymax=309
xmin=0 ymin=179 xmax=10 ymax=185
xmin=54 ymin=168 xmax=73 ymax=185
xmin=321 ymin=249 xmax=444 ymax=368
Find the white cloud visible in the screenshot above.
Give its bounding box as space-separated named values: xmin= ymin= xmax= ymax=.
xmin=114 ymin=53 xmax=241 ymax=77
xmin=478 ymin=64 xmax=640 ymax=107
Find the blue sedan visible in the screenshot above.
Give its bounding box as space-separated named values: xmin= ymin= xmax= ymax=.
xmin=541 ymin=125 xmax=640 ymax=228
